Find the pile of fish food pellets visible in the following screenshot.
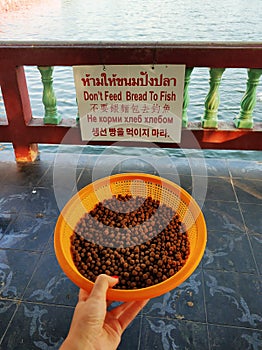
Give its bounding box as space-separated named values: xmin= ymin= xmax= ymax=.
xmin=71 ymin=194 xmax=190 ymax=289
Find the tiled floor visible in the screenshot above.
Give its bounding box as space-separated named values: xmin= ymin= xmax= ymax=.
xmin=0 ymin=148 xmax=261 ymax=350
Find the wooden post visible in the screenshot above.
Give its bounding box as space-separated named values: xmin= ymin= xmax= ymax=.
xmin=38 ymin=66 xmax=61 ymax=125
xmin=182 ymin=67 xmax=194 ymax=127
xmin=1 ymin=66 xmax=39 ymax=162
xmin=13 ymin=143 xmax=39 ymax=162
xmin=234 ymin=68 xmax=262 ymax=129
xmin=202 ymin=68 xmax=225 ymax=128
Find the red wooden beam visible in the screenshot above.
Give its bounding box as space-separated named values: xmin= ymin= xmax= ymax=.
xmin=0 ymin=42 xmax=262 ymax=68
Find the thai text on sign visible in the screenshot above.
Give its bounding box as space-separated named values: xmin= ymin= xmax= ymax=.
xmin=73 ymin=65 xmax=185 ymax=142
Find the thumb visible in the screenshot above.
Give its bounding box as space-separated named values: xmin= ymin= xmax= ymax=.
xmin=89 ymin=274 xmax=119 ymax=301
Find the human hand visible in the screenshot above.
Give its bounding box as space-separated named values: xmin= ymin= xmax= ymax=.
xmin=60 ymin=274 xmax=149 ymax=350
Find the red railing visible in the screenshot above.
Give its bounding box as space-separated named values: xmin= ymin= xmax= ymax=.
xmin=0 ymin=42 xmax=261 ymax=161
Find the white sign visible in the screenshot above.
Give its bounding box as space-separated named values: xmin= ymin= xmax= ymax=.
xmin=73 ymin=65 xmax=185 ymax=143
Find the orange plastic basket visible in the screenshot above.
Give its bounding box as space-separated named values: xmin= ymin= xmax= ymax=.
xmin=54 ymin=173 xmax=207 ymax=301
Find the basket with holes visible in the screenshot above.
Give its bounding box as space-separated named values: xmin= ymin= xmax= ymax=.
xmin=54 ymin=173 xmax=207 ymax=301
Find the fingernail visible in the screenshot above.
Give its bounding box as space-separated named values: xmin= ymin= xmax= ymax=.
xmin=112 ymin=276 xmax=119 ymax=279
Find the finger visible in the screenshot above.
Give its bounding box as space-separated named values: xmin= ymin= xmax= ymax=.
xmin=78 ymin=288 xmax=90 ymax=302
xmin=110 ymin=299 xmax=149 ymax=318
xmin=110 ymin=299 xmax=149 ymax=331
xmin=89 ymin=274 xmax=119 ymax=301
xmin=118 ymin=300 xmax=149 ymax=331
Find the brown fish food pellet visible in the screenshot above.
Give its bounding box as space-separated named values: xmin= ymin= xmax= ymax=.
xmin=71 ymin=194 xmax=190 ymax=289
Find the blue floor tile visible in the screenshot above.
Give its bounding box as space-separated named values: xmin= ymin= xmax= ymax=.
xmin=0 ymin=302 xmax=73 ymax=350
xmin=233 ymin=178 xmax=262 ymax=205
xmin=249 ymin=234 xmax=262 ymax=275
xmin=228 ymin=159 xmax=262 ymax=180
xmin=208 ymin=324 xmax=262 ymax=350
xmin=0 ymin=250 xmax=41 ymax=299
xmin=203 ymin=270 xmax=262 ymax=329
xmin=0 ymin=151 xmax=261 ymax=349
xmin=202 ymin=230 xmax=257 ymax=273
xmin=239 ymin=203 xmax=262 ymax=234
xmin=202 ymin=200 xmax=246 ymax=234
xmin=140 ymin=317 xmax=209 ymax=350
xmin=143 ymin=268 xmax=206 ymax=323
xmin=0 ymin=300 xmax=18 ymax=341
xmin=24 ymin=253 xmax=79 ymax=307
xmin=0 ymin=213 xmax=55 ymax=252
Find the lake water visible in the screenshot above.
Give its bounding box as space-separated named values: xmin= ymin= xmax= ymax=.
xmin=1 ymin=0 xmax=262 ymax=42
xmin=0 ymin=0 xmax=262 ymax=159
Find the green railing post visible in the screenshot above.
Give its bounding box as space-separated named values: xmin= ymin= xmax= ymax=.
xmin=202 ymin=68 xmax=225 ymax=128
xmin=234 ymin=68 xmax=262 ymax=129
xmin=182 ymin=67 xmax=194 ymax=127
xmin=38 ymin=66 xmax=61 ymax=125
